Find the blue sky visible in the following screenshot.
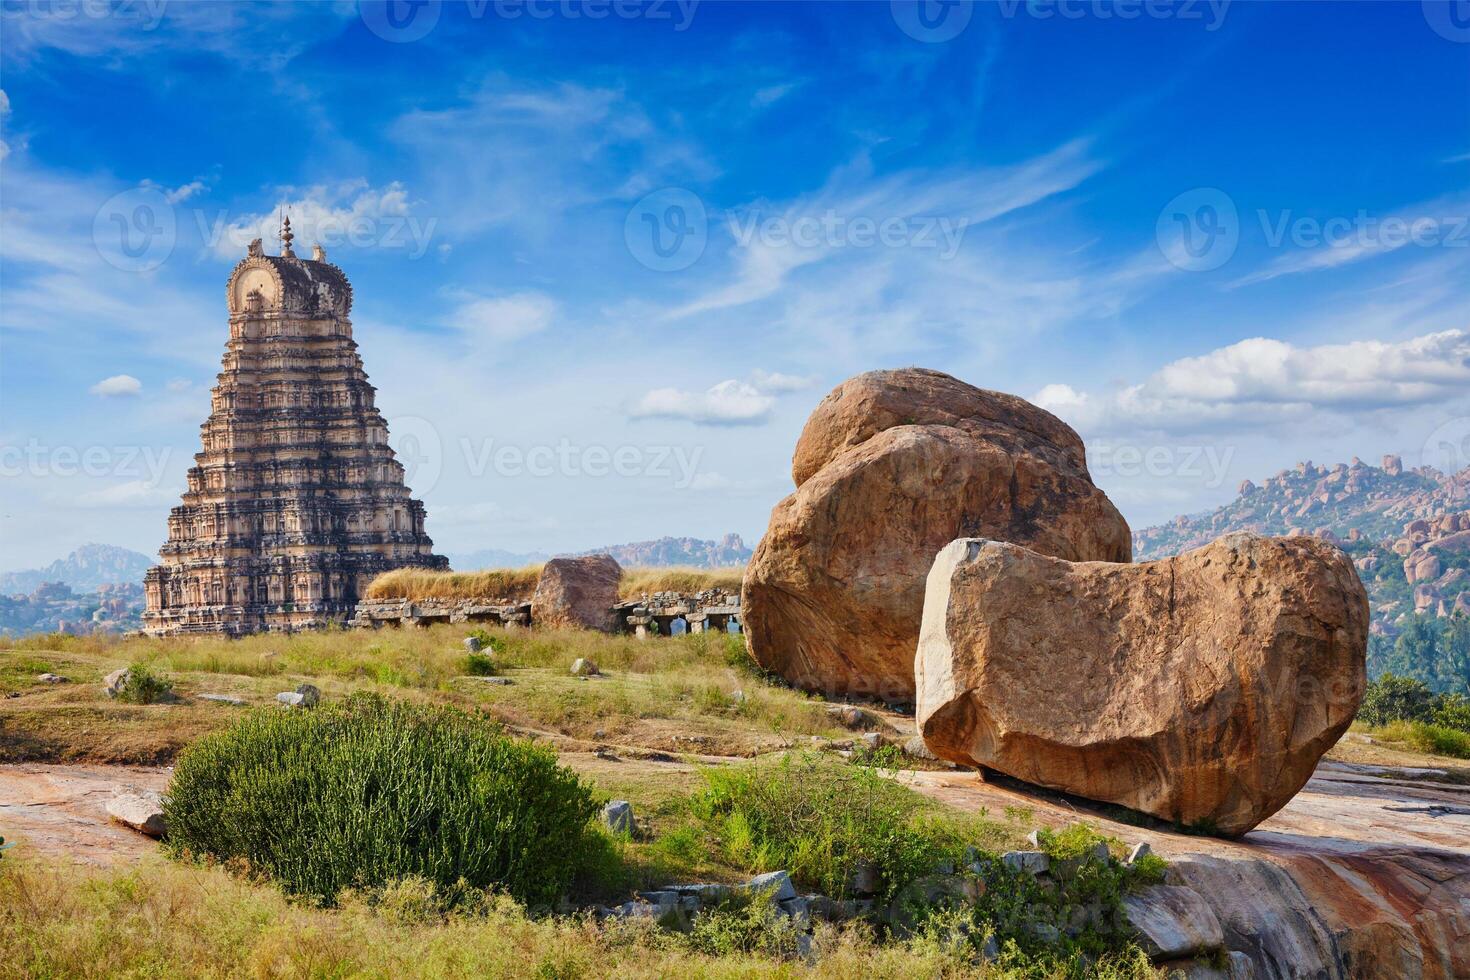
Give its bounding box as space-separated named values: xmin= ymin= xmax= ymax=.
xmin=2 ymin=0 xmax=1468 ymax=570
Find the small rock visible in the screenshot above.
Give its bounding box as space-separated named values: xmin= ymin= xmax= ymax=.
xmin=570 ymin=658 xmax=600 ymax=677
xmin=463 ymin=636 xmax=483 ymax=653
xmin=795 ymin=932 xmax=815 ymax=963
xmin=103 ymin=668 xmax=130 ymax=698
xmin=1127 ymin=841 xmax=1153 ymax=865
xmin=1026 ymin=829 xmax=1043 ymax=847
xmin=466 ymin=676 xmax=512 ymax=685
xmin=902 ymin=735 xmax=936 ymax=760
xmin=859 ymin=732 xmax=881 ymax=750
xmin=199 ymin=693 xmax=246 ymax=706
xmin=848 ymin=860 xmax=879 ymax=896
xmin=1001 ymin=850 xmax=1049 ymax=875
xmin=295 ymin=683 xmax=320 ymax=707
xmin=37 ymin=673 xmax=65 ymax=684
xmin=107 ymin=791 xmax=166 ymax=838
xmin=730 ymin=689 xmax=747 ymax=704
xmin=276 ymin=692 xmax=306 ymax=707
xmin=1026 ymin=922 xmax=1061 ymax=944
xmin=746 ymin=869 xmax=797 ymax=903
xmin=826 ymin=704 xmax=876 ymax=730
xmin=601 ymin=800 xmax=635 ymax=835
xmin=777 ymin=895 xmax=811 ymax=927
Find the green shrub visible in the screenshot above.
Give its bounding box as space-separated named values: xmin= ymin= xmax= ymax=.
xmin=114 ymin=663 xmax=174 ymax=704
xmin=684 ymin=889 xmax=806 ymax=959
xmin=1380 ymin=720 xmax=1470 ymax=759
xmin=1433 ymin=693 xmax=1470 ymax=733
xmin=163 ymin=693 xmax=599 ymax=908
xmin=464 ymin=651 xmax=497 ymax=676
xmin=1360 ymin=672 xmax=1436 ymax=725
xmin=690 ymin=753 xmax=969 ymax=902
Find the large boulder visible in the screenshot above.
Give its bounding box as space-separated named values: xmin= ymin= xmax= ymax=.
xmin=742 ymin=368 xmax=1130 ymax=700
xmin=531 ymin=554 xmax=623 ymax=632
xmin=916 ymin=533 xmax=1368 ymax=836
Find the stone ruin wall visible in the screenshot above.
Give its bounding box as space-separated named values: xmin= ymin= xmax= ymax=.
xmin=348 ymin=588 xmax=743 ymax=637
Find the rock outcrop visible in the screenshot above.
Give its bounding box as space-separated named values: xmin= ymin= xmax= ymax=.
xmin=742 ymin=368 xmax=1130 ymax=701
xmin=916 ymin=533 xmax=1368 ymax=835
xmin=531 ymin=554 xmax=623 ymax=632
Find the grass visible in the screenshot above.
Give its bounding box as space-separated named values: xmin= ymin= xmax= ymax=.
xmin=0 ymin=626 xmax=853 ymax=765
xmin=1357 ymin=719 xmax=1470 ymax=760
xmin=360 ymin=565 xmax=744 ymax=603
xmin=1 ymin=854 xmax=1144 ymax=980
xmin=365 ymin=566 xmax=544 ymax=601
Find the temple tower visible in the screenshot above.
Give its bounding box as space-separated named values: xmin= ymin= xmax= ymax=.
xmin=143 ymin=224 xmax=447 ymax=635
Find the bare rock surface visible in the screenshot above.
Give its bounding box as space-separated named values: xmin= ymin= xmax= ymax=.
xmin=917 ymin=533 xmax=1368 ymax=836
xmin=743 ymin=368 xmax=1129 ymax=700
xmin=531 ymin=554 xmax=623 ymax=632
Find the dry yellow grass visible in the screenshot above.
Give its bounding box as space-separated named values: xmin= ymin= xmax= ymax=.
xmin=365 ymin=566 xmax=544 ymax=601
xmin=619 ymin=566 xmax=744 ymax=598
xmin=364 ymin=565 xmax=745 ymax=603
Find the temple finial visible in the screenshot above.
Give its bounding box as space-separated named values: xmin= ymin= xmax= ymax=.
xmin=280 ymin=213 xmax=295 ymax=258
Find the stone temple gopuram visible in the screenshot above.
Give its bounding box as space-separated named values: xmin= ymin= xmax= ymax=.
xmin=143 ymin=221 xmax=447 ymax=635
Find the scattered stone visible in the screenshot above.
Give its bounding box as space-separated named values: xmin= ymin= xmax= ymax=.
xmin=601 ymin=800 xmax=635 ymax=835
xmin=37 ymin=673 xmax=65 ymax=684
xmin=532 ymin=554 xmax=623 ymax=632
xmin=570 ymin=658 xmax=600 ymax=677
xmin=463 ymin=635 xmax=483 ymax=653
xmin=742 ymin=368 xmax=1131 ymax=700
xmin=916 ymin=533 xmax=1368 ymax=836
xmin=848 ymin=860 xmax=879 ymax=896
xmin=103 ymin=668 xmax=130 ymax=698
xmin=778 ymin=895 xmax=811 ymax=927
xmin=199 ymin=693 xmax=246 ymax=706
xmin=825 ymin=704 xmax=877 ymax=730
xmin=107 ymin=791 xmax=166 ymax=838
xmin=859 ymin=732 xmax=881 ymax=750
xmin=276 ymin=684 xmax=320 ymax=709
xmin=729 ymin=689 xmax=747 ymax=704
xmin=465 ymin=675 xmax=512 ymax=685
xmin=1001 ymin=850 xmax=1050 ymax=875
xmin=746 ymin=869 xmax=797 ymax=903
xmin=903 ymin=735 xmax=936 ymax=760
xmin=1122 ymin=884 xmax=1227 ymax=960
xmin=1127 ymin=841 xmax=1153 ymax=865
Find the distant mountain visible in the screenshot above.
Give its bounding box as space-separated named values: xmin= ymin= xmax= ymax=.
xmin=445 ymin=534 xmax=753 ymax=572
xmin=1134 ymin=455 xmax=1470 ymax=642
xmin=0 ymin=544 xmax=154 ymax=595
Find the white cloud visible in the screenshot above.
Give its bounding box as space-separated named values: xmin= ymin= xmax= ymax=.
xmin=206 ymin=181 xmax=423 ymax=260
xmin=627 ymin=379 xmax=776 ymax=426
xmin=445 ymin=291 xmax=557 ymax=344
xmin=162 ymin=180 xmax=205 ymax=205
xmin=749 ymin=369 xmax=818 ymax=393
xmin=89 ymin=374 xmax=142 ymax=397
xmin=1034 ymin=329 xmax=1470 ymax=436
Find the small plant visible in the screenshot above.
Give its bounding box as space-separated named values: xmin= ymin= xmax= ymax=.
xmin=849 ymin=741 xmax=907 ymax=771
xmin=114 ymin=663 xmax=174 ymax=704
xmin=684 ymin=889 xmax=806 ymax=959
xmin=163 ymin=693 xmax=599 ymax=908
xmin=0 ymin=835 xmax=13 ymax=860
xmin=464 ymin=651 xmax=497 ymax=676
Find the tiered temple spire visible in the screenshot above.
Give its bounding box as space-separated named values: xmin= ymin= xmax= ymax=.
xmin=143 ymin=236 xmax=446 ymax=635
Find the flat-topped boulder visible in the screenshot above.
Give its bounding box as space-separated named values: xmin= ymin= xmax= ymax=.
xmin=742 ymin=368 xmax=1130 ymax=700
xmin=916 ymin=533 xmax=1368 ymax=836
xmin=531 ymin=554 xmax=623 ymax=632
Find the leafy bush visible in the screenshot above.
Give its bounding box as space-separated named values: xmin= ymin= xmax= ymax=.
xmin=163 ymin=693 xmax=598 ymax=908
xmin=1373 ymin=719 xmax=1470 ymax=759
xmin=1359 ymin=672 xmax=1470 ymax=736
xmin=690 ymin=753 xmax=970 ymax=902
xmin=464 ymin=651 xmax=497 ymax=676
xmin=113 ymin=663 xmax=174 ymax=704
xmin=684 ymin=889 xmax=807 ymax=959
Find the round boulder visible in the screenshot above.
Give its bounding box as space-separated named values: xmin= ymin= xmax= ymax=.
xmin=742 ymin=368 xmax=1130 ymax=701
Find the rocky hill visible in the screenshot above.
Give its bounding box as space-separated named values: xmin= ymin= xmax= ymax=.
xmin=1134 ymin=456 xmax=1470 ymax=641
xmin=0 ymin=544 xmax=153 ymax=594
xmin=0 ymin=581 xmax=144 ymax=637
